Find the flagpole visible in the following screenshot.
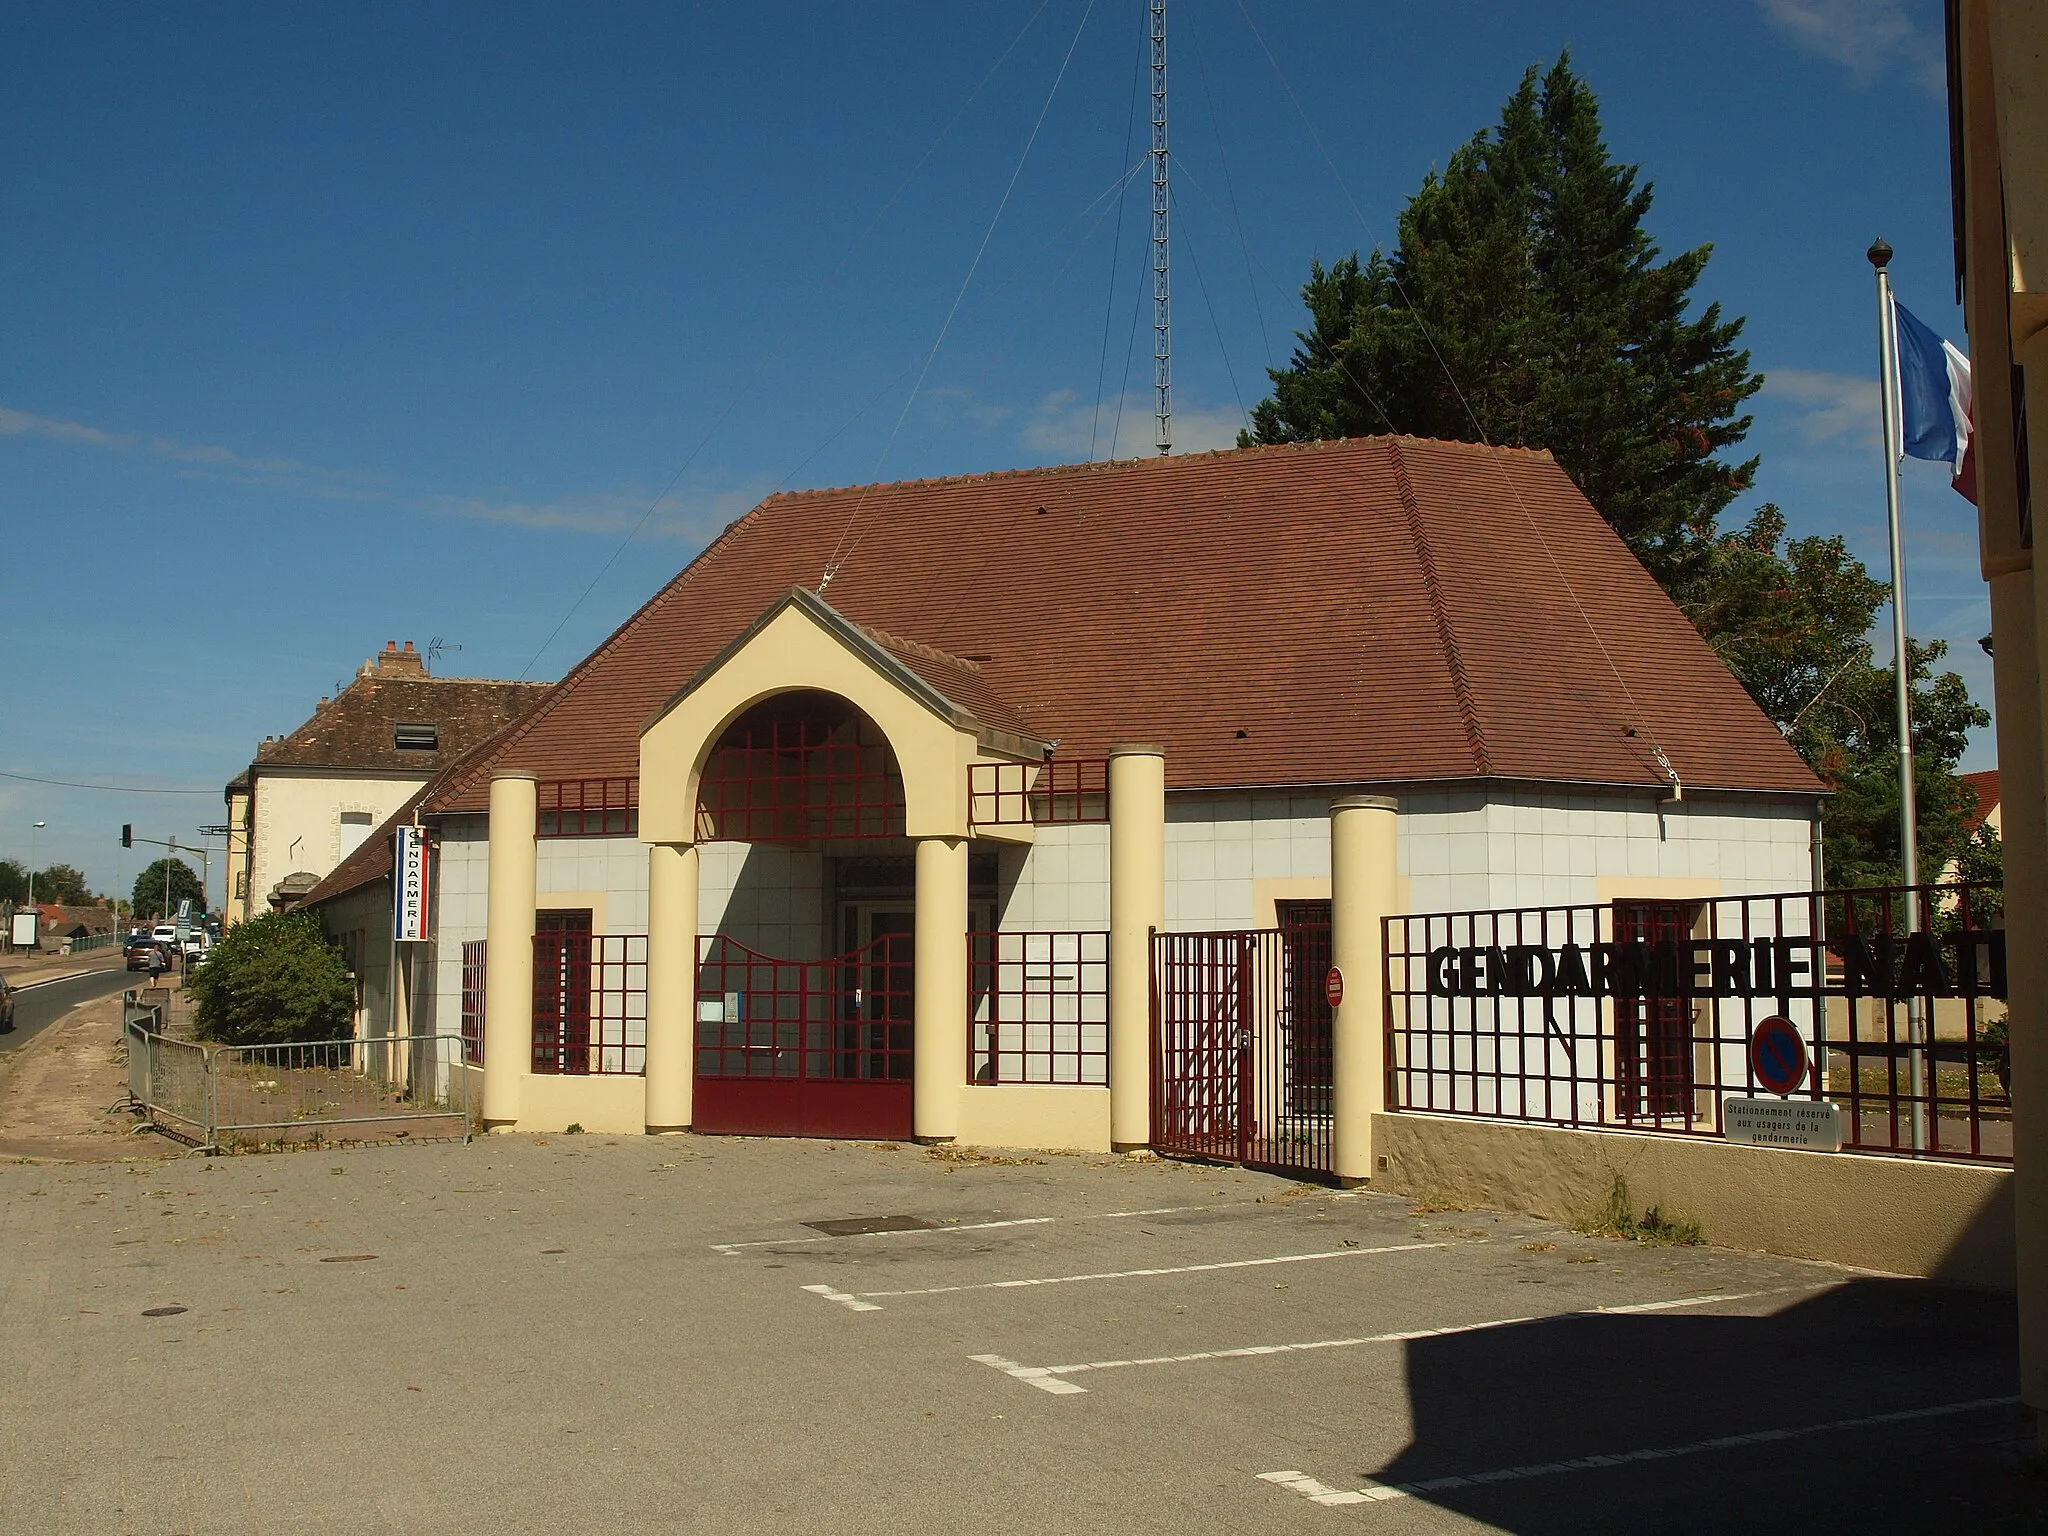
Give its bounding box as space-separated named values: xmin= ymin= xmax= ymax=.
xmin=1868 ymin=236 xmax=1927 ymax=1152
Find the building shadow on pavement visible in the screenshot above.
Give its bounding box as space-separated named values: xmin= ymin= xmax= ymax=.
xmin=1359 ymin=1280 xmax=2040 ymax=1534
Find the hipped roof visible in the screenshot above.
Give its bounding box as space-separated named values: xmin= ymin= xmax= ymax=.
xmin=423 ymin=436 xmax=1819 ymax=816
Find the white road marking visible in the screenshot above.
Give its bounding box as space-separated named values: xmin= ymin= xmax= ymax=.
xmin=857 ymin=1241 xmax=1446 ymax=1301
xmin=967 ymin=1354 xmax=1091 ymax=1395
xmin=801 ymin=1284 xmax=881 ymax=1313
xmin=1258 ymin=1395 xmax=2021 ymax=1507
xmin=969 ymin=1286 xmax=1814 ymax=1394
xmin=711 ymin=1204 xmax=1203 ymax=1256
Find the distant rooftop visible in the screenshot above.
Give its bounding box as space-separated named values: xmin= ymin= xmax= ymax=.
xmin=245 ymin=640 xmax=552 ymax=778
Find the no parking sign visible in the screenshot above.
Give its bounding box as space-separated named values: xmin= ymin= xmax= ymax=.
xmin=1749 ymin=1015 xmax=1807 ymax=1096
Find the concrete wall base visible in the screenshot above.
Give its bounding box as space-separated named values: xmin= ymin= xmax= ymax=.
xmin=1371 ymin=1112 xmax=2015 ymax=1291
xmin=516 ymin=1073 xmax=648 ymax=1136
xmin=957 ymin=1084 xmax=1111 ymax=1153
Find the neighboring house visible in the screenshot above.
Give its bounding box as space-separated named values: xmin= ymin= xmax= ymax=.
xmin=223 ymin=641 xmax=549 ymax=924
xmin=303 ymin=436 xmax=1822 ymax=1150
xmin=32 ymin=904 xmax=119 ymax=946
xmin=1962 ymin=769 xmax=2002 ymax=840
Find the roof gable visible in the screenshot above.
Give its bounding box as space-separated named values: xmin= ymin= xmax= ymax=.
xmin=649 ymin=587 xmax=1045 ymax=756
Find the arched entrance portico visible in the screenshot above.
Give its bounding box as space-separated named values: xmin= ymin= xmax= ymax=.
xmin=638 ymin=588 xmax=1040 ymax=1143
xmin=689 ymin=691 xmax=920 ymax=1139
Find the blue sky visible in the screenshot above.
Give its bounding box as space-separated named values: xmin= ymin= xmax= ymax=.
xmin=0 ymin=0 xmax=1977 ymax=901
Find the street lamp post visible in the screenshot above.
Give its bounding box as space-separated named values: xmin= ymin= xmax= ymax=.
xmin=27 ymin=821 xmax=45 ymax=909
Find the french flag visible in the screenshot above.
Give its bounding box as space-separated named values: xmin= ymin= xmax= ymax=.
xmin=1892 ymin=298 xmax=1976 ymax=504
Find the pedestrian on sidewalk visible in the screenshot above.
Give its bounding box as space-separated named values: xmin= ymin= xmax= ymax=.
xmin=147 ymin=946 xmax=165 ymax=985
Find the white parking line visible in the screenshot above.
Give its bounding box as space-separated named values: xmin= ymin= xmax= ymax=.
xmin=1258 ymin=1395 xmax=2020 ymax=1507
xmin=856 ymin=1241 xmax=1446 ymax=1302
xmin=802 ymin=1284 xmax=881 ymax=1313
xmin=711 ymin=1205 xmax=1203 ymax=1256
xmin=969 ymin=1287 xmax=1808 ymax=1394
xmin=806 ymin=1236 xmax=1449 ymax=1310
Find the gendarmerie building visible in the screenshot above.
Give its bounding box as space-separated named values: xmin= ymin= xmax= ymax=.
xmin=300 ymin=436 xmax=1820 ymax=1150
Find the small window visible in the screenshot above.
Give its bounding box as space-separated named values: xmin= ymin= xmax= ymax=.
xmin=394 ymin=723 xmax=439 ymax=752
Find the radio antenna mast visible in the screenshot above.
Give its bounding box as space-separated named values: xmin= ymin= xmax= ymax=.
xmin=1150 ymin=0 xmax=1171 ymax=456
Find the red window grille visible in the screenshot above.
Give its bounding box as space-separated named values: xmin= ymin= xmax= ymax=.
xmin=460 ymin=939 xmax=487 ymax=1065
xmin=696 ymin=698 xmax=905 ymax=842
xmin=537 ymin=778 xmax=639 ymax=838
xmin=695 ymin=932 xmax=914 ymax=1082
xmin=530 ymin=932 xmax=647 ymax=1075
xmin=968 ymin=759 xmax=1110 ymax=827
xmin=968 ymin=930 xmax=1109 ymax=1084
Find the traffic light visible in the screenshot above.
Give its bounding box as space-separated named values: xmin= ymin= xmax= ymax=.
xmin=120 ymin=824 xmax=132 ymax=848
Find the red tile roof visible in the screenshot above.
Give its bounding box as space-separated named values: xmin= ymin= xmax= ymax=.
xmin=1961 ymin=769 xmax=2000 ymax=834
xmin=423 ymin=437 xmax=1819 ymax=814
xmin=250 ymin=669 xmax=551 ymax=778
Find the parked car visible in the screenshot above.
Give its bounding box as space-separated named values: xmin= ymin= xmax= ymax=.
xmin=0 ymin=974 xmax=13 ymax=1033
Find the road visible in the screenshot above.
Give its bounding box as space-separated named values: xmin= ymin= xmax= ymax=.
xmin=0 ymin=966 xmax=136 ymax=1055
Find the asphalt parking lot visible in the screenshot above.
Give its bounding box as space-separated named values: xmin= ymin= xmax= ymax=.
xmin=0 ymin=1135 xmax=2038 ymax=1534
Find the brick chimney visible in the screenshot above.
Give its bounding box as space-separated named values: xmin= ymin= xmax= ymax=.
xmin=367 ymin=639 xmax=428 ymax=678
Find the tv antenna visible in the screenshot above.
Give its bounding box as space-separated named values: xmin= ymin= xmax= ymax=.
xmin=427 ymin=636 xmax=462 ymax=672
xmin=1150 ymin=0 xmax=1172 ymax=455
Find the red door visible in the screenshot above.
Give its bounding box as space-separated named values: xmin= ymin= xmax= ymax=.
xmin=692 ymin=928 xmax=915 ymax=1140
xmin=1612 ymin=901 xmax=1696 ymax=1122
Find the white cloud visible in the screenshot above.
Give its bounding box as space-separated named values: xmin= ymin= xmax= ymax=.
xmin=1020 ymin=388 xmax=1247 ymax=461
xmin=0 ymin=404 xmax=309 ymax=476
xmin=1756 ymin=0 xmax=1945 ymax=94
xmin=0 ymin=400 xmax=738 ymax=539
xmin=1763 ymin=367 xmax=1881 ymax=445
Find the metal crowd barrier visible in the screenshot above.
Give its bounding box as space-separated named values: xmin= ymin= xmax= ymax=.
xmin=120 ymin=1007 xmax=471 ymax=1152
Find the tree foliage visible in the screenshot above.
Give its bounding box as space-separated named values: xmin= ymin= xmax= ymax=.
xmin=133 ymin=858 xmax=206 ymax=920
xmin=1681 ymin=506 xmax=1989 ymax=883
xmin=0 ymin=860 xmax=26 ymax=906
xmin=1245 ymin=54 xmax=1760 ymax=588
xmin=188 ymin=910 xmax=355 ymax=1046
xmin=30 ymin=864 xmax=94 ymax=906
xmin=1247 ymin=55 xmax=1988 ymax=887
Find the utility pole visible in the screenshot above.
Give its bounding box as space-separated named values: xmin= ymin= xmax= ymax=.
xmin=1150 ymin=0 xmax=1171 ymax=456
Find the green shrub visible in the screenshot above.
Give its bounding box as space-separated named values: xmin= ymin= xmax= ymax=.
xmin=189 ymin=910 xmax=355 ymax=1045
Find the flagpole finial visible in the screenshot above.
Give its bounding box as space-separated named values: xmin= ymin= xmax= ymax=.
xmin=1867 ymin=237 xmax=1894 ymax=270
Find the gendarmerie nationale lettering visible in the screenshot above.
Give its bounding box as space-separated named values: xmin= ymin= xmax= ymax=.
xmin=1424 ymin=929 xmax=2007 ymax=1003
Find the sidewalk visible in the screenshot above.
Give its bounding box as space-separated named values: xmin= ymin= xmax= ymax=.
xmin=0 ymin=987 xmax=174 ymax=1160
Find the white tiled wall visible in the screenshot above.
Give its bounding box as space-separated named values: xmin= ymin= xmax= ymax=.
xmin=424 ymin=790 xmax=1816 ymax=1028
xmin=427 ymin=814 xmax=490 ymax=1040
xmin=537 ymin=836 xmax=649 ymax=931
xmin=994 ymin=824 xmax=1109 ymax=930
xmin=697 ymin=842 xmax=828 ymax=960
xmin=1398 ymin=788 xmax=1816 ymax=914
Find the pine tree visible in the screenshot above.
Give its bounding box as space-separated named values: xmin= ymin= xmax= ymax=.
xmin=1249 ymin=55 xmax=1990 ymax=887
xmin=1245 ymin=55 xmax=1761 ymax=588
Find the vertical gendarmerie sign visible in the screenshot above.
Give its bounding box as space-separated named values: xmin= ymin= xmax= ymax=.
xmin=393 ymin=826 xmax=431 ymax=943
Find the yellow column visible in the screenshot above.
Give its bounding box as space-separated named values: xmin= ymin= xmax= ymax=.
xmin=645 ymin=842 xmax=699 ymax=1133
xmin=482 ymin=771 xmax=537 ymax=1130
xmin=1109 ymin=746 xmax=1166 ymax=1150
xmin=914 ymin=835 xmax=968 ymax=1142
xmin=1330 ymin=794 xmax=1399 ymax=1185
xmin=2017 ymin=327 xmax=2048 ymax=1426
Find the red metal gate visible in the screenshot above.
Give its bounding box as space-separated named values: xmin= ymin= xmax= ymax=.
xmin=1150 ymin=928 xmax=1334 ymax=1179
xmin=693 ymin=933 xmax=914 ymax=1139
